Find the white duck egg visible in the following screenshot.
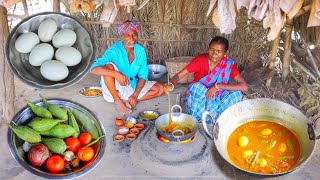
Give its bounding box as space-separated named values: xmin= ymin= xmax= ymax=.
xmin=29 ymin=43 xmax=54 ymax=66
xmin=15 ymin=32 xmax=40 ymax=53
xmin=52 ymin=29 xmax=77 ymax=48
xmin=40 ymin=60 xmax=69 ymax=81
xmin=55 ymin=46 xmax=82 ymax=66
xmin=38 ymin=19 xmax=58 ymax=42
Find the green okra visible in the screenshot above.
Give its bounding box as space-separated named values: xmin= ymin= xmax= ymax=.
xmin=26 ymin=100 xmax=52 ymax=118
xmin=8 ymin=124 xmax=41 ymax=143
xmin=42 ymin=137 xmax=67 ymax=154
xmin=40 ymin=95 xmax=68 ymax=120
xmin=67 ymin=109 xmax=80 ymax=138
xmin=28 ymin=117 xmax=66 ymax=132
xmin=39 ymin=124 xmax=76 ymax=139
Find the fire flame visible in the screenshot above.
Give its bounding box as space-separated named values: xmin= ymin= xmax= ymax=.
xmin=157 ymin=135 xmax=194 ymax=143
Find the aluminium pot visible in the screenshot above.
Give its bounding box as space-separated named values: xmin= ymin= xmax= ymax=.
xmin=201 ymin=98 xmax=319 ymax=176
xmin=155 ymin=105 xmax=199 ymax=142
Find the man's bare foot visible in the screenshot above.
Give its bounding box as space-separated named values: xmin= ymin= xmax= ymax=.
xmin=115 ymin=100 xmax=132 ymax=114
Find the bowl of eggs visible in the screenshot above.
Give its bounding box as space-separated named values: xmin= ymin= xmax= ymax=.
xmin=6 ymin=12 xmax=96 ymax=89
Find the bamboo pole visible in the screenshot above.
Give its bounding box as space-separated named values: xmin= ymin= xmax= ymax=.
xmin=266 ymin=33 xmax=280 ymax=86
xmin=96 ymin=37 xmax=269 ymax=45
xmin=53 ymin=0 xmax=60 ymax=12
xmin=293 ymin=4 xmax=311 ymax=19
xmin=0 ymin=5 xmax=15 ymax=123
xmin=84 ymin=20 xmax=258 ymax=28
xmin=282 ymin=17 xmax=293 ymax=81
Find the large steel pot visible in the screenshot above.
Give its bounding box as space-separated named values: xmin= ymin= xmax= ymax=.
xmin=201 ymin=98 xmax=319 ymax=176
xmin=155 ymin=105 xmax=199 ymax=142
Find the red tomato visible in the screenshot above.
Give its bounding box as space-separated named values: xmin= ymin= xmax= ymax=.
xmin=46 ymin=155 xmax=65 ymax=172
xmin=77 ymin=146 xmax=94 ymax=162
xmin=79 ymin=132 xmax=92 ymax=146
xmin=65 ymin=137 xmax=80 ymax=152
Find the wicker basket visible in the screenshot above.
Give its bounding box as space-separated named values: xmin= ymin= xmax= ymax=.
xmin=165 ymin=56 xmax=194 ymax=83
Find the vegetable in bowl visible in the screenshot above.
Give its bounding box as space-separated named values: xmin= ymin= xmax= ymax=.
xmin=7 ymin=95 xmax=106 ymax=179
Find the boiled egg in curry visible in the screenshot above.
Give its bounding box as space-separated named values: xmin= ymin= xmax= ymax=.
xmin=261 ymin=128 xmax=272 ymax=136
xmin=238 ymin=136 xmax=249 ymax=147
xmin=278 ymin=143 xmax=287 ymax=152
xmin=242 ymin=150 xmax=253 ymax=158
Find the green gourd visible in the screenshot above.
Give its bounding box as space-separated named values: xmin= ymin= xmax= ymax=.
xmin=39 ymin=124 xmax=76 ymax=138
xmin=40 ymin=95 xmax=68 ymax=120
xmin=42 ymin=137 xmax=67 ymax=154
xmin=28 ymin=117 xmax=66 ymax=132
xmin=67 ymin=109 xmax=80 ymax=138
xmin=26 ymin=100 xmax=52 ymax=118
xmin=8 ymin=124 xmax=41 ymax=143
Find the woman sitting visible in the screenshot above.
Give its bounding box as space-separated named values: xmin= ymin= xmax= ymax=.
xmin=166 ymin=36 xmax=248 ymax=123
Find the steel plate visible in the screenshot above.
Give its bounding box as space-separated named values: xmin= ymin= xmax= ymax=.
xmin=6 ymin=12 xmax=96 ymax=89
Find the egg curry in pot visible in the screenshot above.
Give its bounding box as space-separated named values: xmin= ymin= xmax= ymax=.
xmin=227 ymin=121 xmax=300 ymax=174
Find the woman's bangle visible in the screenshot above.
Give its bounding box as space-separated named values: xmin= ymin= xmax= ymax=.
xmin=215 ymin=83 xmax=220 ymax=90
xmin=168 ymin=82 xmax=175 ymax=91
xmin=170 ymin=79 xmax=177 ymax=86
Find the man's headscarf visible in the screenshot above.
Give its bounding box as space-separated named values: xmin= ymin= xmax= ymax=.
xmin=117 ymin=21 xmax=141 ymax=36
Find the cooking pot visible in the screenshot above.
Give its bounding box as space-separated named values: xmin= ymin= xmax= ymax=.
xmin=155 ymin=105 xmax=199 ymax=142
xmin=201 ymin=98 xmax=319 ymax=176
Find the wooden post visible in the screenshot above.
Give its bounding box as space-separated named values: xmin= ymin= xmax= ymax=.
xmin=0 ymin=5 xmax=15 ymax=122
xmin=53 ymin=0 xmax=60 ymax=12
xmin=282 ymin=17 xmax=293 ymax=81
xmin=266 ymin=33 xmax=281 ymax=86
xmin=21 ymin=0 xmax=29 ymax=16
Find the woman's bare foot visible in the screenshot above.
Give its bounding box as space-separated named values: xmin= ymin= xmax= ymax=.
xmin=123 ymin=100 xmax=132 ymax=109
xmin=115 ymin=100 xmax=132 ymax=114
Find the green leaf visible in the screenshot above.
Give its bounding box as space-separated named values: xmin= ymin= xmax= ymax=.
xmin=287 ymin=139 xmax=295 ymax=153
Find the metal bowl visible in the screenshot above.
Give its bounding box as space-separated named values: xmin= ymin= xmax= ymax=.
xmin=6 ymin=12 xmax=96 ymax=89
xmin=7 ymin=99 xmax=106 ymax=179
xmin=79 ymin=86 xmax=102 ymax=98
xmin=139 ymin=111 xmax=159 ymax=121
xmin=148 ymin=64 xmax=167 ymax=79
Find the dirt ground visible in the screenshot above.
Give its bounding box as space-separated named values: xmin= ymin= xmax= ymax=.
xmin=242 ymin=67 xmax=296 ymax=103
